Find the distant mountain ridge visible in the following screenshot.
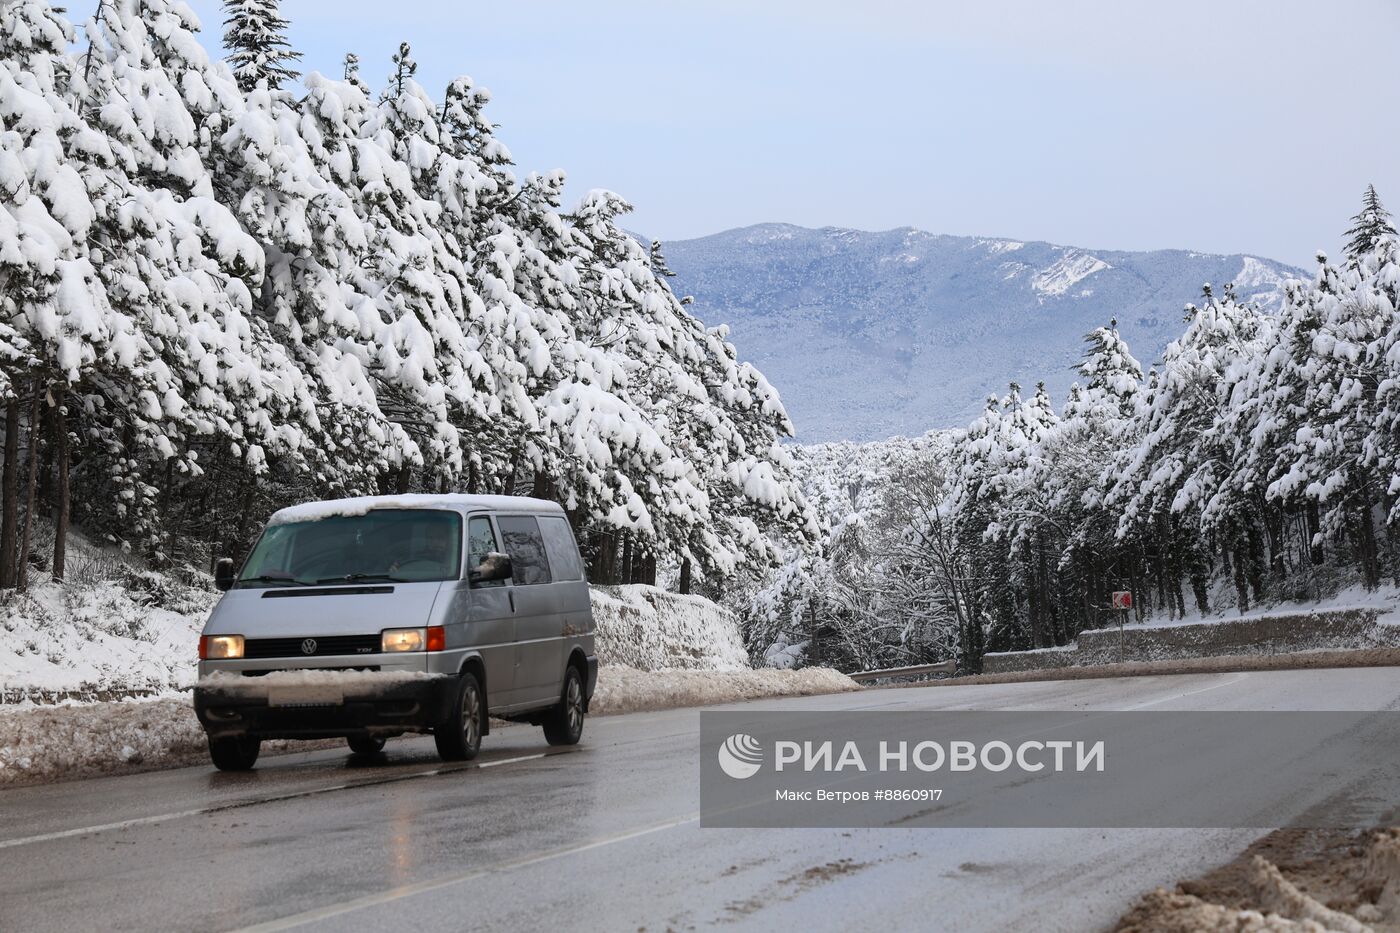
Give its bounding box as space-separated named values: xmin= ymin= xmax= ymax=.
xmin=660 ymin=223 xmax=1303 ymax=442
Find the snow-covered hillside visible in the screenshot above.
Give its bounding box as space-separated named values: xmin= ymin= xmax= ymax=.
xmin=661 ymin=224 xmax=1302 ymax=441
xmin=746 ymin=220 xmax=1400 ymax=672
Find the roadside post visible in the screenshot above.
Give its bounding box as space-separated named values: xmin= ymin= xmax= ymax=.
xmin=1111 ymin=591 xmax=1133 ymax=663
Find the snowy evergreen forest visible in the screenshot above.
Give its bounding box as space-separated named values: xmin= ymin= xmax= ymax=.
xmin=5 ymin=1 xmax=1397 ymax=681
xmin=747 ymin=189 xmax=1400 ymax=674
xmin=0 ymin=0 xmax=818 ymax=595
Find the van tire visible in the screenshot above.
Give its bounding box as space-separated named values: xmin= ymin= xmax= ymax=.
xmin=435 ymin=671 xmax=483 ymax=762
xmin=347 ymin=735 xmax=386 ymax=756
xmin=209 ymin=735 xmax=260 ymax=771
xmin=542 ymin=666 xmax=585 ymax=746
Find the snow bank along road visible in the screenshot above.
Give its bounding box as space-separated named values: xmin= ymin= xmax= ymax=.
xmin=2 ymin=668 xmax=1397 ymax=932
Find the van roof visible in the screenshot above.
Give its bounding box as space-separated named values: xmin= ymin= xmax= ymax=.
xmin=267 ymin=494 xmax=566 ymax=526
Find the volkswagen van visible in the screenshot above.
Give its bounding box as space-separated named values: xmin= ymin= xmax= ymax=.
xmin=192 ymin=495 xmax=597 ymax=771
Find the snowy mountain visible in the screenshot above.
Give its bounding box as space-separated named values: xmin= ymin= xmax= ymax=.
xmin=660 ymin=224 xmax=1304 ymax=441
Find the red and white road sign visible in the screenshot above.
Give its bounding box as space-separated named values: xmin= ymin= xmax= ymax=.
xmin=1111 ymin=591 xmax=1133 ymax=610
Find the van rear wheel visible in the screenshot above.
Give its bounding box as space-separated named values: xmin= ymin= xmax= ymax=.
xmin=542 ymin=666 xmax=585 ymax=746
xmin=434 ymin=671 xmax=483 ymax=762
xmin=209 ymin=735 xmax=260 ymax=771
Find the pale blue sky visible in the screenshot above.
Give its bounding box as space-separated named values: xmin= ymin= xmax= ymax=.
xmin=184 ymin=0 xmax=1400 ymax=267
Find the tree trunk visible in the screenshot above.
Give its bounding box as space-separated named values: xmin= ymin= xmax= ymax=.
xmin=1024 ymin=547 xmax=1045 ymax=648
xmin=1245 ymin=522 xmax=1267 ymax=601
xmin=0 ymin=397 xmax=19 ymax=589
xmin=1188 ymin=562 xmax=1209 ymax=615
xmin=1153 ymin=518 xmax=1169 ymax=613
xmin=52 ymin=389 xmax=69 ymax=582
xmin=37 ymin=393 xmax=54 ymax=513
xmin=1305 ymin=501 xmax=1324 ymax=565
xmin=16 ymin=384 xmax=42 ymax=590
xmin=159 ymin=456 xmax=174 ymax=522
xmin=395 ymin=462 xmax=411 ymax=495
xmin=591 ymin=531 xmax=616 ymax=585
xmin=678 ymin=555 xmax=692 ymax=594
xmin=620 ymin=534 xmax=633 ymax=585
xmin=1356 ymin=483 xmax=1381 ymax=590
xmin=500 ymin=446 xmax=522 ymax=495
xmin=1265 ymin=505 xmax=1285 ymax=578
xmin=1233 ymin=545 xmax=1250 ymax=615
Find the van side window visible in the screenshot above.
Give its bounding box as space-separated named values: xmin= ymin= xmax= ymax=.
xmin=538 ymin=515 xmax=585 ymax=582
xmin=467 ymin=517 xmax=504 ymax=587
xmin=496 ymin=516 xmax=552 ymax=586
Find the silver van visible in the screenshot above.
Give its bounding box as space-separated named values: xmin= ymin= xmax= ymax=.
xmin=192 ymin=494 xmax=597 ymax=771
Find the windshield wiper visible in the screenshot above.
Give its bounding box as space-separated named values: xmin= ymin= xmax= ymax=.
xmin=311 ymin=573 xmax=411 ymax=584
xmin=236 ymin=575 xmax=315 ymax=588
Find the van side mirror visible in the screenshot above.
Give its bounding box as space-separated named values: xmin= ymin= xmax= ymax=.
xmin=469 ymin=552 xmax=512 ymax=586
xmin=213 ymin=558 xmax=236 ymax=592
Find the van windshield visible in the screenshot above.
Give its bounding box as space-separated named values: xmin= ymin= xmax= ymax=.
xmin=237 ymin=509 xmax=463 ymax=587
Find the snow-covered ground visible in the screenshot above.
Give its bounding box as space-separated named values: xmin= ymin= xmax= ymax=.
xmin=0 ymin=532 xmax=217 ymax=697
xmin=1120 ymin=826 xmax=1400 ymax=931
xmin=590 ymin=664 xmax=855 ymax=715
xmin=591 ymin=585 xmax=751 ymax=671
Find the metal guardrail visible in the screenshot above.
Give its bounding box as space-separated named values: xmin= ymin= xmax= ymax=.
xmin=848 ymin=660 xmax=957 ymax=684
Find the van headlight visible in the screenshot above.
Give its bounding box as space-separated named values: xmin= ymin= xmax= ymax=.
xmin=200 ymin=635 xmax=244 ymax=660
xmin=381 ymin=628 xmax=426 ymax=653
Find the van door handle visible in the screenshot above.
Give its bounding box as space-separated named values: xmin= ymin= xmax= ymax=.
xmin=508 ymin=591 xmax=515 ymax=614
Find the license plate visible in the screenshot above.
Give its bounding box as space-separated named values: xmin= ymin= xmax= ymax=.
xmin=267 ymin=685 xmax=345 ymax=708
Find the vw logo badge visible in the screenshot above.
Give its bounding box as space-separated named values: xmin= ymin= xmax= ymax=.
xmin=300 ymin=638 xmax=318 ymax=655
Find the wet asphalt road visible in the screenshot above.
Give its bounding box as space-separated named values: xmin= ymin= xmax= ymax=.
xmin=3 ymin=667 xmax=1399 ymax=932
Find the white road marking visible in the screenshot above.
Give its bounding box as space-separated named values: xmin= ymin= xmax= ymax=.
xmin=237 ymin=812 xmax=702 ymax=932
xmin=0 ymin=805 xmax=223 ymax=851
xmin=0 ymin=753 xmax=549 ymax=851
xmin=1121 ymin=673 xmax=1250 ymax=710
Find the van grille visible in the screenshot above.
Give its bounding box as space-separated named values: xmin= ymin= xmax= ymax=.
xmin=242 ymin=635 xmax=381 ymax=659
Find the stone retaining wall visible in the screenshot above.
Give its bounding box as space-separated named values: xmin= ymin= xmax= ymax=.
xmin=981 ymin=609 xmax=1399 ymax=674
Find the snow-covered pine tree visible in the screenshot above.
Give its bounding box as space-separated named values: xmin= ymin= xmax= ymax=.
xmin=76 ymin=0 xmax=321 ymax=561
xmin=222 ymin=0 xmax=301 ymax=92
xmin=369 ymin=47 xmax=538 ymax=493
xmin=1039 ymin=322 xmax=1146 ymax=635
xmin=342 ymin=52 xmax=367 ymax=92
xmin=648 ymin=239 xmax=674 ymax=278
xmin=0 ymin=0 xmax=94 ymax=586
xmin=384 ymin=42 xmax=415 ymax=100
xmin=1265 ymin=250 xmax=1391 ymax=587
xmin=1345 ymin=185 xmax=1397 ymax=261
xmin=561 ymin=189 xmax=816 ymax=587
xmin=1107 ymin=287 xmax=1261 ymax=614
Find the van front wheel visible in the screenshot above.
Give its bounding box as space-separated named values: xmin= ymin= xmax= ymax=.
xmin=209 ymin=735 xmax=260 ymax=771
xmin=435 ymin=671 xmax=483 ymax=762
xmin=542 ymin=666 xmax=585 ymax=746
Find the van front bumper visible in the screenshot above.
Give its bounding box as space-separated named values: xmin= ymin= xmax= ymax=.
xmin=193 ymin=672 xmax=456 ymax=741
